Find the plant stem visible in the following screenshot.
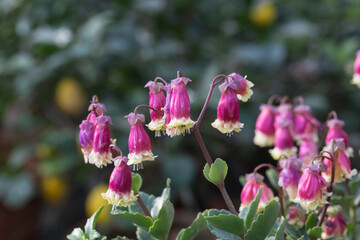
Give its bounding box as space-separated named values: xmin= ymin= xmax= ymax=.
xmin=134 ymin=104 xmax=164 ymax=116
xmin=276 ymin=161 xmax=285 ymax=217
xmin=137 ymin=197 xmax=151 ymax=217
xmin=217 ymin=182 xmax=238 ymax=215
xmin=253 ymin=163 xmax=280 ymax=174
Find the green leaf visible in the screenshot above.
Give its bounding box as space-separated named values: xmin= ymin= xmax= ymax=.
xmin=330 ymin=196 xmax=354 ymax=207
xmin=307 ymin=226 xmax=322 ymax=240
xmin=84 ymin=205 xmax=104 ymax=238
xmin=131 ymin=173 xmax=142 ymax=194
xmin=305 ymin=212 xmax=318 ymax=231
xmin=297 ymin=237 xmax=304 ymax=240
xmin=274 ymin=217 xmax=285 ymax=240
xmin=148 ymin=200 xmax=175 ymax=240
xmin=284 ymin=222 xmax=303 ymax=240
xmin=111 ymin=207 xmax=153 ymax=230
xmin=67 ymin=228 xmax=85 ymax=240
xmin=136 ymin=227 xmax=156 ymax=240
xmin=151 ymin=178 xmax=171 ymax=219
xmin=265 ymin=168 xmax=279 ymax=189
xmin=239 ymin=175 xmax=246 ymax=186
xmin=245 ymin=200 xmax=280 ymax=240
xmin=112 ymin=237 xmax=131 ymax=240
xmin=239 ymin=187 xmax=263 ymax=229
xmin=129 ymin=192 xmax=156 ymax=215
xmin=349 ymin=173 xmax=360 ymax=194
xmin=203 ymin=158 xmax=228 ymax=185
xmin=176 ymin=211 xmax=208 ymax=240
xmin=205 ymin=214 xmax=245 ymax=239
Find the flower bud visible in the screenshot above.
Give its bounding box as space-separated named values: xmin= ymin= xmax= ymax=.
xmin=144 ymin=81 xmax=166 ymax=137
xmin=322 ymin=207 xmax=347 ymax=239
xmin=326 ymin=119 xmax=349 ymax=150
xmin=88 ymin=96 xmax=106 ymax=117
xmin=254 ymin=104 xmax=276 ymax=147
xmin=102 ymin=156 xmax=137 ymax=207
xmin=240 ymin=173 xmax=274 ymax=212
xmin=125 ymin=113 xmax=156 ymax=169
xmin=88 ymin=116 xmax=113 ymax=168
xmin=269 ymin=118 xmax=297 ymax=160
xmin=351 ymin=50 xmax=360 ymax=87
xmin=227 ymin=73 xmax=254 ymax=102
xmin=211 ymin=81 xmax=244 ymax=135
xmin=166 ymin=76 xmax=196 ymax=137
xmin=79 ymin=120 xmax=95 ymax=163
xmin=288 ymin=206 xmax=306 ymax=229
xmin=275 ymin=104 xmax=295 ymax=127
xmin=298 ymin=134 xmax=319 ymax=165
xmin=295 ymin=163 xmax=328 ymax=211
xmin=278 ymin=157 xmax=303 ymax=201
xmin=293 ymin=105 xmax=319 ymax=143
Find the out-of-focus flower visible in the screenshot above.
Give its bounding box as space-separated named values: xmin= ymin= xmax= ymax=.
xmin=293 ymin=105 xmax=318 ymax=143
xmin=288 ymin=206 xmax=306 ymax=229
xmin=278 ymin=157 xmax=303 ymax=201
xmin=54 ymin=77 xmax=86 ymax=116
xmin=88 ymin=116 xmax=113 ymax=168
xmin=227 ymin=73 xmax=254 ymax=102
xmin=298 ymin=134 xmax=319 ymax=165
xmin=41 ymin=175 xmax=67 ymax=204
xmin=295 ymin=162 xmax=328 ymax=211
xmin=322 ymin=206 xmax=347 ymax=239
xmin=269 ymin=118 xmax=297 ymax=160
xmin=351 ymin=50 xmax=360 ymax=88
xmin=211 ymin=80 xmax=243 ymax=135
xmin=240 ymin=173 xmax=274 ymax=212
xmin=166 ymin=76 xmax=196 ymax=137
xmin=325 ymin=118 xmax=352 ymax=156
xmin=249 ymin=0 xmax=277 ymax=27
xmin=145 ymin=80 xmax=166 ymax=136
xmin=254 ymin=104 xmax=276 ymax=147
xmin=102 ymin=156 xmax=137 ymax=207
xmin=85 ymin=184 xmax=111 ymax=224
xmin=125 ymin=113 xmax=156 ymax=169
xmin=79 ymin=120 xmax=94 ymax=163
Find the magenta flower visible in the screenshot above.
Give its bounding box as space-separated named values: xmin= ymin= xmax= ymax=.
xmin=253 ymin=104 xmax=276 ymax=147
xmin=125 ymin=113 xmax=156 ymax=168
xmin=298 ymin=134 xmax=319 ymax=165
xmin=269 ymin=118 xmax=297 ymax=160
xmin=88 ymin=116 xmax=113 ymax=168
xmin=240 ymin=173 xmax=274 ymax=212
xmin=322 ymin=206 xmax=347 ymax=238
xmin=144 ymin=81 xmax=166 ymax=136
xmin=295 ymin=163 xmax=328 ymax=211
xmin=211 ymin=80 xmax=244 ymax=135
xmin=325 ymin=119 xmax=352 ymax=156
xmin=351 ymin=50 xmax=360 ymax=87
xmin=102 ymin=156 xmax=137 ymax=207
xmin=227 ymin=73 xmax=254 ymax=102
xmin=88 ymin=96 xmax=106 ymax=117
xmin=288 ymin=206 xmax=306 ymax=229
xmin=293 ymin=105 xmax=318 ymax=143
xmin=275 ymin=104 xmax=295 ymax=127
xmin=79 ymin=120 xmax=95 ymax=163
xmin=166 ymin=76 xmax=196 ymax=137
xmin=278 ymin=157 xmax=303 ymax=201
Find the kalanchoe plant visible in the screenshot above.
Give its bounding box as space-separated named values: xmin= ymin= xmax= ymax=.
xmin=71 ymin=76 xmax=360 ymax=240
xmin=351 ymin=50 xmax=360 ymax=87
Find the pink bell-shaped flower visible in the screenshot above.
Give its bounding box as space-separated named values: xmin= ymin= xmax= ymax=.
xmin=298 ymin=134 xmax=319 ymax=165
xmin=288 ymin=206 xmax=306 ymax=229
xmin=269 ymin=118 xmax=297 ymax=160
xmin=125 ymin=113 xmax=156 ymax=169
xmin=88 ymin=116 xmax=113 ymax=168
xmin=240 ymin=173 xmax=274 ymax=212
xmin=88 ymin=95 xmax=106 ymax=117
xmin=351 ymin=50 xmax=360 ymax=87
xmin=278 ymin=157 xmax=303 ymax=201
xmin=211 ymin=80 xmax=244 ymax=135
xmin=144 ymin=80 xmax=166 ymax=137
xmin=322 ymin=206 xmax=347 ymax=239
xmin=293 ymin=105 xmax=319 ymax=143
xmin=322 ymin=139 xmax=357 ymax=183
xmin=166 ymin=76 xmax=196 ymax=137
xmin=227 ymin=73 xmax=254 ymax=102
xmin=275 ymin=104 xmax=295 ymax=127
xmin=79 ymin=120 xmax=95 ymax=163
xmin=102 ymin=156 xmax=137 ymax=207
xmin=294 ymin=162 xmax=328 ymax=211
xmin=325 ymin=118 xmax=352 ymax=156
xmin=253 ymin=104 xmax=276 ymax=147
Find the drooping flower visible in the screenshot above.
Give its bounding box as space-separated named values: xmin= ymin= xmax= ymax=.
xmin=293 ymin=105 xmax=319 ymax=143
xmin=144 ymin=80 xmax=166 ymax=137
xmin=322 ymin=206 xmax=347 ymax=239
xmin=275 ymin=103 xmax=295 ymax=127
xmin=166 ymin=76 xmax=196 ymax=137
xmin=269 ymin=118 xmax=297 ymax=160
xmin=325 ymin=118 xmax=352 ymax=156
xmin=351 ymin=50 xmax=360 ymax=88
xmin=88 ymin=95 xmax=106 ymax=117
xmin=298 ymin=134 xmax=319 ymax=165
xmin=253 ymin=104 xmax=276 ymax=147
xmin=125 ymin=112 xmax=156 ymax=169
xmin=79 ymin=120 xmax=95 ymax=163
xmin=240 ymin=173 xmax=274 ymax=212
xmin=211 ymin=80 xmax=244 ymax=135
xmin=294 ymin=162 xmax=328 ymax=211
xmin=88 ymin=116 xmax=113 ymax=168
xmin=227 ymin=73 xmax=254 ymax=102
xmin=322 ymin=139 xmax=357 ymax=183
xmin=102 ymin=156 xmax=137 ymax=207
xmin=288 ymin=206 xmax=306 ymax=229
xmin=278 ymin=157 xmax=303 ymax=201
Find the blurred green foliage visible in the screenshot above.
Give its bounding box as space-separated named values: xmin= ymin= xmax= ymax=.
xmin=1 ymin=0 xmax=360 ymax=239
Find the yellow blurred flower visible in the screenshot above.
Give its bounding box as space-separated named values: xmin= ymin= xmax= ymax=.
xmin=55 ymin=77 xmax=86 ymax=116
xmin=85 ymin=184 xmax=111 ymax=224
xmin=250 ymin=0 xmax=277 ymax=27
xmin=41 ymin=175 xmax=67 ymax=204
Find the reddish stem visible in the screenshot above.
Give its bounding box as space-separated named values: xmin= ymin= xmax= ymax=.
xmin=137 ymin=197 xmax=151 ymax=217
xmin=253 ymin=163 xmax=280 ymax=174
xmin=134 ymin=104 xmax=164 ymax=116
xmin=154 ymin=77 xmax=168 ymax=86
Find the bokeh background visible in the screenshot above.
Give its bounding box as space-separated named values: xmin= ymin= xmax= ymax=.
xmin=1 ymin=0 xmax=360 ymax=239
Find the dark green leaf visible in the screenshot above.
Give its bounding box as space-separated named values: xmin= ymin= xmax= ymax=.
xmin=151 ymin=179 xmax=171 ymax=219
xmin=265 ymin=168 xmax=278 ymax=189
xmin=111 ymin=207 xmax=153 ymax=230
xmin=67 ymin=228 xmax=85 ymax=240
xmin=284 ymin=222 xmax=303 ymax=240
xmin=330 ymin=196 xmax=354 ymax=207
xmin=136 ymin=227 xmax=156 ymax=240
xmin=307 ymin=226 xmax=322 ymax=240
xmin=84 ymin=205 xmax=104 ymax=238
xmin=244 ymin=200 xmax=280 ymax=240
xmin=148 ymin=200 xmax=175 ymax=240
xmin=239 ymin=187 xmax=263 ymax=229
xmin=176 ymin=211 xmax=208 ymax=240
xmin=112 ymin=237 xmax=131 ymax=240
xmin=205 ymin=214 xmax=245 ymax=239
xmin=131 ymin=173 xmax=142 ymax=194
xmin=305 ymin=212 xmax=318 ymax=231
xmin=239 ymin=176 xmax=246 ymax=186
xmin=203 ymin=158 xmax=228 ymax=185
xmin=274 ymin=217 xmax=284 ymax=240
